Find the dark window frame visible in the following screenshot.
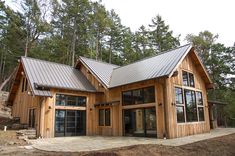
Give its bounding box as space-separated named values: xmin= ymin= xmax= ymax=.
xmin=182 ymin=71 xmax=195 ymax=87
xmin=175 ymin=87 xmax=205 ymax=123
xmin=184 ymin=89 xmax=198 ymax=122
xmin=98 ymin=108 xmax=111 ymax=126
xmin=55 ymin=94 xmax=86 ymax=107
xmin=122 ymin=86 xmax=155 ymax=106
xmin=196 ymin=91 xmax=205 ymax=121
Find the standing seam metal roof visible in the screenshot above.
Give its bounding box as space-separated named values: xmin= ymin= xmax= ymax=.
xmin=21 ymin=57 xmax=96 ymax=97
xmin=78 ymin=44 xmax=193 ymax=88
xmin=79 ymin=56 xmax=119 ymax=87
xmin=109 ymin=44 xmax=192 ymax=88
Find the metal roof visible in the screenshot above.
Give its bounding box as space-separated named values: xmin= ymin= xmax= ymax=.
xmin=79 ymin=56 xmax=119 ymax=88
xmin=21 ymin=57 xmax=96 ymax=97
xmin=109 ymin=44 xmax=192 ymax=88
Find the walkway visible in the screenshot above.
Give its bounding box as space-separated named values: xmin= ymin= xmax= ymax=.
xmin=30 ymin=128 xmax=235 ymax=152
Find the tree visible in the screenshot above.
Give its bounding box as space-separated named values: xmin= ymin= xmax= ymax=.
xmin=148 ymin=15 xmax=180 ymax=53
xmin=21 ymin=0 xmax=51 ymax=56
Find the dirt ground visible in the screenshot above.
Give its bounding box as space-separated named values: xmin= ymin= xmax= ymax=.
xmin=0 ymin=130 xmax=235 ymax=156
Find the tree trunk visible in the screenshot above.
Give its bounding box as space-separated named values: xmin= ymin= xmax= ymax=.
xmin=0 ymin=67 xmax=17 ymax=91
xmin=109 ymin=38 xmax=113 ymax=63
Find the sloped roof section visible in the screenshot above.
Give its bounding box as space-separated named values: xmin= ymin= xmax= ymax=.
xmin=109 ymin=44 xmax=192 ymax=88
xmin=78 ymin=56 xmax=119 ymax=88
xmin=21 ymin=57 xmax=96 ymax=97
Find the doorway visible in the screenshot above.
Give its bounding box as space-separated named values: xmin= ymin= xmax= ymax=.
xmin=28 ymin=109 xmax=36 ymax=128
xmin=123 ymin=107 xmax=157 ymax=137
xmin=55 ymin=110 xmax=86 ymax=137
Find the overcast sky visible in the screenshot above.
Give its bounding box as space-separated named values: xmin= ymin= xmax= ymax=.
xmin=96 ymin=0 xmax=235 ymax=47
xmin=5 ymin=0 xmax=235 ymax=47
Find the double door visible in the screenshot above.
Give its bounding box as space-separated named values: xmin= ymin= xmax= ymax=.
xmin=124 ymin=107 xmax=157 ymax=137
xmin=55 ymin=110 xmax=86 ymax=137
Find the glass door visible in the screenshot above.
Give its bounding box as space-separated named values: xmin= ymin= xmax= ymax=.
xmin=55 ymin=110 xmax=86 ymax=137
xmin=55 ymin=110 xmax=65 ymax=137
xmin=124 ymin=107 xmax=156 ymax=137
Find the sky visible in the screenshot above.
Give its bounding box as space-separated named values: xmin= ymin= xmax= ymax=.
xmin=96 ymin=0 xmax=235 ymax=47
xmin=5 ymin=0 xmax=235 ymax=47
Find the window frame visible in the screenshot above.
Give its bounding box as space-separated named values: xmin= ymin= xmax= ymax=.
xmin=175 ymin=87 xmax=186 ymax=123
xmin=55 ymin=94 xmax=86 ymax=107
xmin=196 ymin=91 xmax=205 ymax=121
xmin=182 ymin=71 xmax=195 ymax=87
xmin=98 ymin=108 xmax=111 ymax=127
xmin=122 ymin=86 xmax=155 ymax=106
xmin=175 ymin=86 xmax=205 ymax=124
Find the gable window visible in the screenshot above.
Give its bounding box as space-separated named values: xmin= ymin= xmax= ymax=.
xmin=99 ymin=108 xmax=111 ymax=126
xmin=182 ymin=71 xmax=195 ymax=87
xmin=175 ymin=87 xmax=185 ymax=123
xmin=196 ymin=91 xmax=205 ymax=121
xmin=122 ymin=86 xmax=155 ymax=106
xmin=56 ymin=94 xmax=86 ymax=107
xmin=21 ymin=78 xmax=25 ymax=92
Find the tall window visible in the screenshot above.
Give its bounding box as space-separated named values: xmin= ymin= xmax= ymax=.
xmin=99 ymin=108 xmax=110 ymax=126
xmin=175 ymin=88 xmax=205 ymax=123
xmin=196 ymin=92 xmax=204 ymax=121
xmin=184 ymin=89 xmax=197 ymax=122
xmin=56 ymin=94 xmax=86 ymax=107
xmin=182 ymin=71 xmax=195 ymax=87
xmin=175 ymin=87 xmax=185 ymax=123
xmin=122 ymin=86 xmax=155 ymax=105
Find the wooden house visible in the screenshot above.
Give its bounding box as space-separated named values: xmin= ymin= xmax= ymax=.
xmin=7 ymin=44 xmax=214 ymax=139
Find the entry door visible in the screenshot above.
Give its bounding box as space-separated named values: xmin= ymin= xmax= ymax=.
xmin=28 ymin=109 xmax=36 ymax=128
xmin=55 ymin=110 xmax=86 ymax=137
xmin=124 ymin=107 xmax=157 ymax=137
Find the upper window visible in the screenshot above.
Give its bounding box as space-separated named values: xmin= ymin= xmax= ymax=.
xmin=182 ymin=71 xmax=195 ymax=87
xmin=122 ymin=86 xmax=155 ymax=106
xmin=56 ymin=94 xmax=86 ymax=107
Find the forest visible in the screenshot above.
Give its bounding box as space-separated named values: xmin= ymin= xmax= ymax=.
xmin=0 ymin=0 xmax=234 ymax=125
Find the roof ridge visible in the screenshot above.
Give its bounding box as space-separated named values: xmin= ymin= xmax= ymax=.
xmin=113 ymin=43 xmax=192 ymax=70
xmin=21 ymin=56 xmax=74 ymax=68
xmin=79 ymin=56 xmax=120 ymax=67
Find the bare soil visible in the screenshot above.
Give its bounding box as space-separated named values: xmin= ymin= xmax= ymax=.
xmin=0 ymin=130 xmax=235 ymax=156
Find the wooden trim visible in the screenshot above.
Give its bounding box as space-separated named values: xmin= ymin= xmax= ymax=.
xmin=55 ymin=106 xmax=86 ymax=110
xmin=122 ymin=103 xmax=156 ymax=109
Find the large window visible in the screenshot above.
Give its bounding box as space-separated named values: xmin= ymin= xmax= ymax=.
xmin=122 ymin=86 xmax=155 ymax=105
xmin=99 ymin=108 xmax=111 ymax=126
xmin=175 ymin=87 xmax=205 ymax=123
xmin=182 ymin=71 xmax=195 ymax=87
xmin=184 ymin=89 xmax=197 ymax=122
xmin=56 ymin=94 xmax=86 ymax=107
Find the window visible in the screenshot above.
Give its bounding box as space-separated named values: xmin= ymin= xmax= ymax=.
xmin=184 ymin=89 xmax=197 ymax=122
xmin=21 ymin=78 xmax=25 ymax=92
xmin=25 ymin=79 xmax=28 ymax=91
xmin=198 ymin=107 xmax=205 ymax=121
xmin=122 ymin=86 xmax=155 ymax=105
xmin=182 ymin=71 xmax=195 ymax=87
xmin=122 ymin=91 xmax=132 ymax=105
xmin=176 ymin=106 xmax=185 ymax=123
xmin=133 ymin=89 xmax=144 ymax=104
xmin=175 ymin=87 xmax=183 ymax=104
xmin=99 ymin=108 xmax=110 ymax=126
xmin=144 ymin=87 xmax=155 ymax=103
xmin=196 ymin=91 xmax=204 ymax=121
xmin=56 ymin=94 xmax=86 ymax=107
xmin=175 ymin=87 xmax=185 ymax=123
xmin=99 ymin=109 xmax=104 ymax=126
